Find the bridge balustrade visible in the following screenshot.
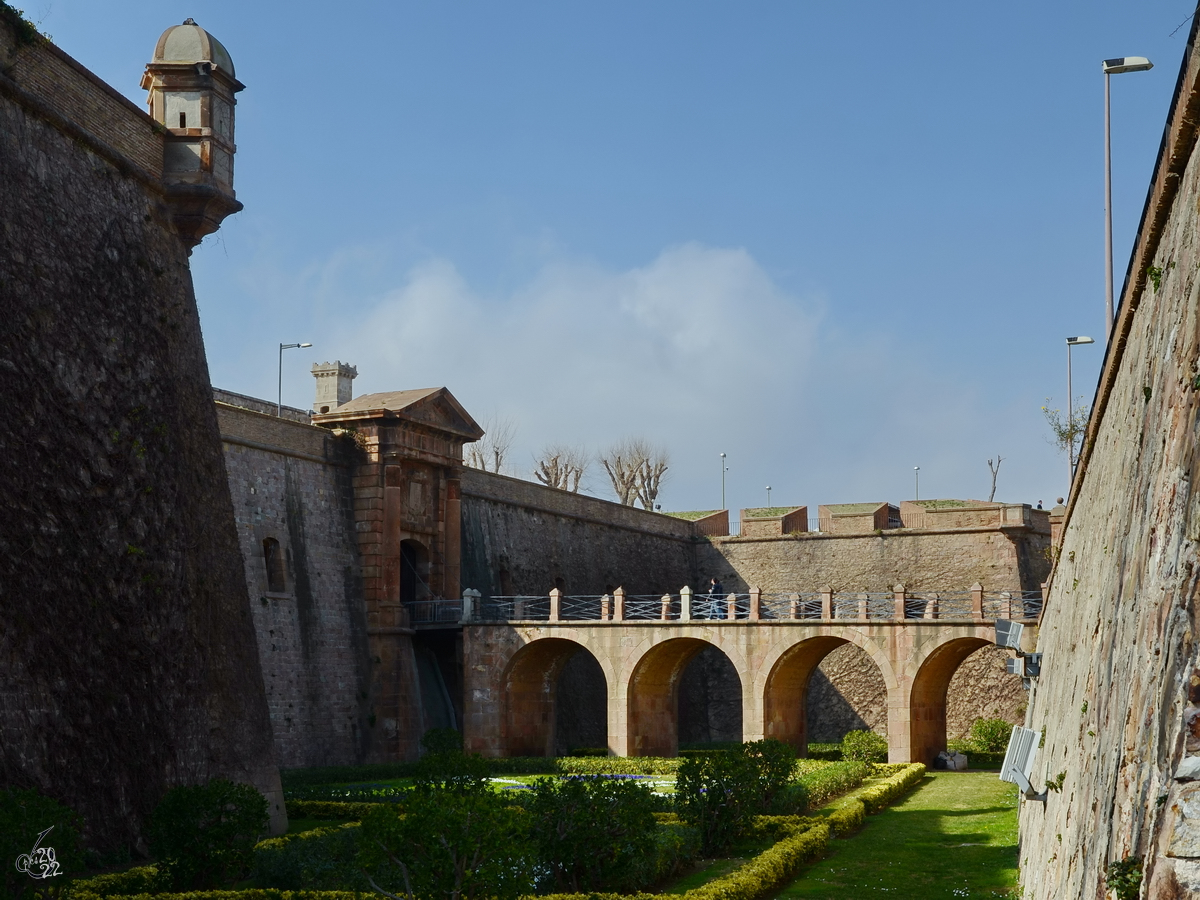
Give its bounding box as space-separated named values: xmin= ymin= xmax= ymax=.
xmin=466 ymin=585 xmax=1042 ymax=624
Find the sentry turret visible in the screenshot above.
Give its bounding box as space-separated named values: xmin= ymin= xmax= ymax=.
xmin=142 ymin=19 xmax=245 ymax=247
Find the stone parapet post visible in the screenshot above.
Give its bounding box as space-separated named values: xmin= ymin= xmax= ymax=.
xmin=726 ymin=593 xmax=737 ymax=620
xmin=749 ymin=586 xmax=761 ymax=621
xmin=894 ymin=583 xmax=907 ymax=619
xmin=601 ymin=593 xmax=611 ymax=620
xmin=788 ymin=592 xmax=800 ymax=620
xmin=660 ymin=593 xmax=672 ymax=620
xmin=821 ymin=586 xmax=833 ymax=620
xmin=613 ymin=587 xmax=625 ymax=622
xmin=680 ymin=586 xmax=692 ymax=622
xmin=549 ymin=588 xmax=562 ymax=623
xmin=460 ymin=588 xmax=479 ymax=623
xmin=971 ymin=582 xmax=984 ymax=619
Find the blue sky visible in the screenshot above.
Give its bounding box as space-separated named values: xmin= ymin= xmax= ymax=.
xmin=35 ymin=1 xmax=1192 ymax=513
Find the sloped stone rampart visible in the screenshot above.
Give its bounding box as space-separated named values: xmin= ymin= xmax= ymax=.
xmin=0 ymin=17 xmax=281 ymax=850
xmin=1018 ymin=21 xmax=1200 ymax=899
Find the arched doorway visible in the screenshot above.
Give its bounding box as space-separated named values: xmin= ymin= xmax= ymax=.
xmin=910 ymin=637 xmax=991 ymax=764
xmin=400 ymin=539 xmax=430 ymax=604
xmin=628 ymin=639 xmax=740 ymax=756
xmin=502 ymin=639 xmax=606 ymax=757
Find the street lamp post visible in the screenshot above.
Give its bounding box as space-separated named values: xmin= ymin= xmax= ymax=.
xmin=1066 ymin=336 xmax=1096 ymax=485
xmin=766 ymin=486 xmax=772 ymax=507
xmin=278 ymin=341 xmax=313 ymax=415
xmin=914 ymin=466 xmax=920 ymax=501
xmin=1103 ymin=56 xmax=1153 ymax=340
xmin=720 ymin=453 xmax=727 ymax=509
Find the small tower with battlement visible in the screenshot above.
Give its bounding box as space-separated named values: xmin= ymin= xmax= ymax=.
xmin=312 ymin=362 xmax=358 ymax=414
xmin=142 ymin=19 xmax=245 ymax=247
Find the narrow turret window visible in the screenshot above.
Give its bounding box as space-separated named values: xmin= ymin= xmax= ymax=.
xmin=263 ymin=538 xmax=286 ymax=593
xmin=179 ymin=111 xmax=187 ymax=128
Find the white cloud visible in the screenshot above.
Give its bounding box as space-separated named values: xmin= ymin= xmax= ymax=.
xmin=306 ymin=243 xmax=1061 ymax=512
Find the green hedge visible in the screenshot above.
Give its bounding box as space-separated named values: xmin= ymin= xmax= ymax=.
xmin=557 ymin=757 xmax=679 ymax=775
xmin=805 ymin=743 xmax=843 ymax=761
xmin=857 ymin=763 xmax=926 ymax=813
xmin=795 ymin=761 xmax=871 ymax=809
xmin=70 ymin=865 xmax=163 ymax=898
xmin=253 ymin=824 xmax=366 ymax=890
xmin=284 ymin=800 xmax=383 ymax=820
xmin=282 ymin=756 xmax=678 ymax=789
xmin=827 ymin=801 xmax=865 ymax=836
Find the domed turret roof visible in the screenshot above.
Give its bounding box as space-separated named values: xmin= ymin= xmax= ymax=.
xmin=152 ymin=18 xmax=235 ymax=77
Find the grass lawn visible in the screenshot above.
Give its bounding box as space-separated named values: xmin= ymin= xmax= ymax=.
xmin=779 ymin=771 xmax=1019 ymax=899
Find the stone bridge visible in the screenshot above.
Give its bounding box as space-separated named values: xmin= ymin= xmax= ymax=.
xmin=456 ymin=585 xmax=1040 ymax=764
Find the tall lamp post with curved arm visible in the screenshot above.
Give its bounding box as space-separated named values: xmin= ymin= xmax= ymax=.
xmin=1067 ymin=335 xmax=1095 ymax=485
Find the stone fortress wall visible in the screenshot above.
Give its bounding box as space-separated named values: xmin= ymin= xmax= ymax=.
xmin=1018 ymin=21 xmax=1200 ymax=899
xmin=0 ymin=13 xmax=282 ymax=850
xmin=215 ymin=391 xmax=375 ymax=769
xmin=460 ymin=466 xmax=697 ymax=599
xmin=214 ymin=376 xmax=1048 ymax=761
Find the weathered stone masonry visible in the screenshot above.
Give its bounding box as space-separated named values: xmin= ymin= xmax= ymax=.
xmin=1019 ymin=18 xmax=1200 ymax=899
xmin=0 ymin=15 xmax=282 ymax=850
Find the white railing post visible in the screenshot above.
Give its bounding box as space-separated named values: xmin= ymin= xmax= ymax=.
xmin=749 ymin=586 xmax=761 ymax=621
xmin=613 ymin=587 xmax=625 ymax=622
xmin=660 ymin=593 xmax=672 ymax=620
xmin=601 ymin=593 xmax=611 ymax=620
xmin=893 ymin=583 xmax=906 ymax=619
xmin=549 ymin=588 xmax=562 ymax=623
xmin=726 ymin=593 xmax=736 ymax=620
xmin=788 ymin=592 xmax=800 ymax=620
xmin=821 ymin=586 xmax=833 ymax=619
xmin=680 ymin=586 xmax=692 ymax=622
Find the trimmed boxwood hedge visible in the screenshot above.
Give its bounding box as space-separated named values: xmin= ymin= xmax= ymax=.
xmin=283 ymin=801 xmax=382 ymax=821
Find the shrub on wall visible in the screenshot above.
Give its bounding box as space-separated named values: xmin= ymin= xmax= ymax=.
xmin=841 ymin=730 xmax=888 ymax=763
xmin=147 ymin=779 xmax=267 ymax=890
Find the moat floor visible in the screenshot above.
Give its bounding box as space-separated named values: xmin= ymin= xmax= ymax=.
xmin=781 ymin=771 xmax=1019 ymax=899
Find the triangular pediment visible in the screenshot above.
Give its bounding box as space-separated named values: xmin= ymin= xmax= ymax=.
xmin=314 ymin=386 xmax=483 ymax=440
xmin=399 ymin=390 xmax=484 ymax=440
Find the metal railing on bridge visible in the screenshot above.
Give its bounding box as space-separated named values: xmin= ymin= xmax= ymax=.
xmin=462 ymin=584 xmax=1042 ymax=625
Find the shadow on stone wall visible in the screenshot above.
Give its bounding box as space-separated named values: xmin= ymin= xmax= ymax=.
xmin=678 ymin=646 xmax=743 ymax=745
xmin=554 ymin=649 xmax=608 ymax=753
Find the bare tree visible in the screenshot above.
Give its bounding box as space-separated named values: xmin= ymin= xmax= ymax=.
xmin=601 ymin=438 xmax=668 ymax=509
xmin=534 ymin=444 xmax=588 ymax=492
xmin=987 ymin=455 xmax=1004 ymax=502
xmin=464 ymin=415 xmax=517 ymax=474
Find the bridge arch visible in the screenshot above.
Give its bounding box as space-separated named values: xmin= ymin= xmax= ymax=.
xmin=909 ymin=635 xmax=991 ymax=764
xmin=627 ymin=638 xmax=741 ymax=756
xmin=759 ymin=631 xmax=896 ymax=754
xmin=500 ymin=637 xmax=609 ymax=757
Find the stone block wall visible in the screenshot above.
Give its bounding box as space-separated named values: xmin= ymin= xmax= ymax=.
xmin=0 ymin=14 xmax=281 ymax=850
xmin=699 ymin=527 xmax=1050 ymax=593
xmin=1018 ymin=22 xmax=1200 ymax=899
xmin=218 ymin=400 xmax=372 ymax=768
xmin=460 ymin=468 xmax=697 ymax=597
